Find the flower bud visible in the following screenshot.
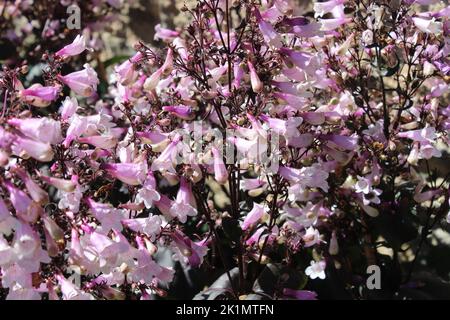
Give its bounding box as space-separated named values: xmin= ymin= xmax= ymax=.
xmin=329 ymin=231 xmax=339 ymax=255
xmin=248 ymin=61 xmax=263 ymax=93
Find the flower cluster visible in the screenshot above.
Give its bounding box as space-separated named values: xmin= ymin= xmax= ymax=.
xmin=0 ymin=0 xmax=449 ymax=300
xmin=0 ymin=0 xmax=130 ymax=67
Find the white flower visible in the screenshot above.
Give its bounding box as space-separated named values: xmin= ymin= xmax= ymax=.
xmin=55 ymin=35 xmax=87 ymax=58
xmin=121 ymin=215 xmax=162 ymax=240
xmin=362 ymin=29 xmax=374 ymax=46
xmin=355 ymin=176 xmax=372 ymax=194
xmin=314 ymin=0 xmax=345 ymax=18
xmin=170 ymin=202 xmax=197 ymax=223
xmin=58 ymin=185 xmax=83 ymax=214
xmin=56 ymin=274 xmax=94 ymax=300
xmin=280 ymin=165 xmax=330 ymax=192
xmin=6 ymin=284 xmax=41 ymax=300
xmin=0 ymin=236 xmax=14 ymax=265
xmin=423 ymin=61 xmax=436 ymax=77
xmin=412 ymin=17 xmax=443 ymax=34
xmin=305 ymin=260 xmax=326 ymax=280
xmin=136 ymin=187 xmax=161 ymax=209
xmin=302 ymin=227 xmax=321 ymax=248
xmin=362 ymin=188 xmax=382 ymax=206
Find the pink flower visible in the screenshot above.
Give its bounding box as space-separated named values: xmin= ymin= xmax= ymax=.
xmin=419 ymin=142 xmax=441 ymax=159
xmin=4 ymin=180 xmax=42 ymax=223
xmin=233 ymin=62 xmax=245 ymax=89
xmin=62 ymin=115 xmax=88 ymax=148
xmin=211 ymin=147 xmax=228 ymax=184
xmin=227 ymin=135 xmax=267 ymax=161
xmin=0 ymin=233 xmax=14 ymax=265
xmin=283 ymin=288 xmax=318 ymax=300
xmin=40 ymin=175 xmax=76 ymax=192
xmin=115 ymin=52 xmax=143 ymax=85
xmin=355 ymin=176 xmax=372 ymax=194
xmin=248 ymin=61 xmax=263 ymax=93
xmin=154 ymin=24 xmax=180 ymax=41
xmin=13 ymin=167 xmax=49 ymax=204
xmin=6 ymin=286 xmax=41 ymax=300
xmin=314 ymin=0 xmax=346 ymax=18
xmin=143 ymin=48 xmax=173 ymax=91
xmin=151 ymin=134 xmax=182 ymax=172
xmin=8 ymin=117 xmax=62 ymax=144
xmin=59 ymin=97 xmax=78 ymax=121
xmin=68 ymin=229 xmax=89 ymax=269
xmin=42 ymin=214 xmax=65 ymax=257
xmin=56 ymin=274 xmax=94 ymax=300
xmin=122 ymin=215 xmax=162 ymax=240
xmin=273 ymin=0 xmax=292 ymax=15
xmin=301 ymin=112 xmax=326 ymax=125
xmin=19 ymin=84 xmax=61 ymax=107
xmin=143 ymin=68 xmax=163 ymax=91
xmin=360 ymin=204 xmax=379 ymax=217
xmin=136 ymin=130 xmax=168 ymax=145
xmin=241 ymin=203 xmax=266 ymax=231
xmin=78 ymin=135 xmax=118 ymax=149
xmin=58 ymin=64 xmax=99 ymax=97
xmin=287 ymin=134 xmax=314 ymax=148
xmin=57 ymin=177 xmax=83 ymax=215
xmin=284 ymin=202 xmax=321 ymax=229
xmin=154 ymin=194 xmax=175 ymax=219
xmin=279 ymin=165 xmax=329 ymax=192
xmin=329 ymin=231 xmax=339 ymax=255
xmin=12 ymin=221 xmax=46 ymax=262
xmin=162 ymin=105 xmax=195 ymax=120
xmin=136 ymin=172 xmax=161 ymax=208
xmin=173 ymin=37 xmax=188 ymax=61
xmin=55 ymin=35 xmax=87 ymax=58
xmin=274 ymin=92 xmax=307 ymax=106
xmin=319 ymin=17 xmax=352 ymax=31
xmin=302 ymin=226 xmax=321 ymax=248
xmin=161 ymin=48 xmax=174 ymax=76
xmin=398 ymin=126 xmax=436 ymax=143
xmin=171 ymin=230 xmax=208 ymax=268
xmin=13 ymin=135 xmax=54 ymax=162
xmin=413 ymin=182 xmax=442 ymax=203
xmin=293 ymin=22 xmax=323 ymax=38
xmin=131 ymin=236 xmax=174 ymax=283
xmin=170 ymin=177 xmax=197 ymax=223
xmin=323 ymin=134 xmax=358 ymax=151
xmin=246 ymin=225 xmax=279 ymax=246
xmin=280 ymin=48 xmax=314 ymax=70
xmin=253 ymin=8 xmax=282 ymax=48
xmin=87 ymin=231 xmax=129 ymax=266
xmin=260 ymin=114 xmax=302 ymax=137
xmin=101 ymin=162 xmax=148 ymax=186
xmin=0 ymin=197 xmax=17 ymax=236
xmin=240 ymin=178 xmax=266 ymax=191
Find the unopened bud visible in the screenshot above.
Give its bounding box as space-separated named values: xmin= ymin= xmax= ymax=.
xmin=329 ymin=231 xmax=339 ymax=256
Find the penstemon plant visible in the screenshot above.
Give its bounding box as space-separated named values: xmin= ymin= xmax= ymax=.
xmin=0 ymin=0 xmax=449 ymax=300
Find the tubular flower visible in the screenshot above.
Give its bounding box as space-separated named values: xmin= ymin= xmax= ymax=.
xmin=58 ymin=64 xmax=99 ymax=97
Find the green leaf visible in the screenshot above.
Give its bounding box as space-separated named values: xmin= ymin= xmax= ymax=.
xmin=103 ymin=55 xmax=130 ymax=69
